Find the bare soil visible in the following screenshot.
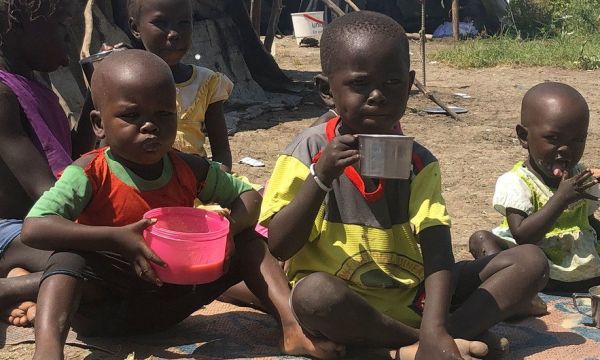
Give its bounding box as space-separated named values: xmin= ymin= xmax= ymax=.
xmin=2 ymin=36 xmax=599 ymax=359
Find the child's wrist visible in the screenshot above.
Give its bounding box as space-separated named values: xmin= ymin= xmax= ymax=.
xmin=310 ymin=163 xmax=333 ymax=192
xmin=313 ymin=161 xmax=335 ymax=187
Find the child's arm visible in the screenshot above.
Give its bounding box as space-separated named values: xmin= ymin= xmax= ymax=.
xmin=417 ymin=225 xmax=463 ymax=359
xmin=267 ymin=134 xmax=359 ymax=260
xmin=507 ymin=170 xmax=598 ymax=245
xmin=184 ymin=153 xmax=260 ymax=233
xmin=204 ymin=101 xmax=232 ymax=171
xmin=0 ymin=86 xmax=56 ymax=198
xmin=20 ymin=164 xmax=165 ymax=285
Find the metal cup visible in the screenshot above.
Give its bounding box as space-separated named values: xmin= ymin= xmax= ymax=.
xmin=358 ymin=134 xmax=414 ymax=179
xmin=572 ymin=285 xmax=600 ymax=327
xmin=79 ymin=49 xmax=118 ymax=86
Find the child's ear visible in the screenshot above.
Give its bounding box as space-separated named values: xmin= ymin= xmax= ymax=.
xmin=129 ymin=17 xmax=141 ymax=40
xmin=90 ymin=110 xmax=106 ymax=139
xmin=315 ymin=74 xmax=335 ymax=109
xmin=516 ymin=124 xmax=528 ymax=149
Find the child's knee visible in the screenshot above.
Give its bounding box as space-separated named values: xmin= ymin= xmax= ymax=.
xmin=519 ymin=244 xmax=549 ymax=275
xmin=469 ymin=230 xmax=502 ymax=258
xmin=469 ymin=231 xmax=491 ymax=252
xmin=42 ymin=251 xmax=87 ymax=283
xmin=291 ymin=272 xmax=347 ymax=320
xmin=506 ymin=244 xmax=549 ymax=288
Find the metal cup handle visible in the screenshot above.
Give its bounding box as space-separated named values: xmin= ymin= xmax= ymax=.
xmin=572 ymin=293 xmax=592 ymax=316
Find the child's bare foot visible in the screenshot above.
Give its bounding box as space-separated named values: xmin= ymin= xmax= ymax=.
xmin=2 ymin=268 xmax=37 ymax=327
xmin=397 ymin=339 xmax=488 ymax=360
xmin=281 ymin=322 xmax=345 ymax=359
xmin=7 ymin=301 xmax=36 ymax=326
xmin=507 ymin=294 xmax=548 ymax=321
xmin=477 ymin=331 xmax=509 ymax=359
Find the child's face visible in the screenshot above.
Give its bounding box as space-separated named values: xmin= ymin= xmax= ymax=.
xmin=95 ymin=72 xmax=178 ymax=166
xmin=520 ymin=104 xmax=588 ymax=182
xmin=131 ymin=0 xmax=192 ymax=66
xmin=16 ymin=3 xmax=71 ymax=72
xmin=325 ymin=36 xmax=414 ymax=134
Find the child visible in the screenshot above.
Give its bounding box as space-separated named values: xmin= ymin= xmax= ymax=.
xmin=128 ymin=0 xmax=233 ymax=171
xmin=469 ymin=82 xmax=600 ymax=294
xmin=259 ymin=11 xmax=549 ymax=359
xmin=21 ymin=50 xmax=341 ymax=360
xmin=0 ymin=0 xmax=95 ymax=326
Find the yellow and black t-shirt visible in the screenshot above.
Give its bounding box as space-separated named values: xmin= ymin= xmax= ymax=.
xmin=259 ymin=120 xmax=450 ymax=327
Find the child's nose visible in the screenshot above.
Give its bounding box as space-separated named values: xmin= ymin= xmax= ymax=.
xmin=557 ymin=144 xmax=572 ymax=156
xmin=140 ymin=121 xmax=159 ymax=134
xmin=367 ymin=89 xmax=387 ymax=106
xmin=167 ymin=30 xmax=180 ymax=41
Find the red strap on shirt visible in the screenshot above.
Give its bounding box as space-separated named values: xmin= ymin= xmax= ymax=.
xmin=312 ymin=116 xmax=385 ymax=202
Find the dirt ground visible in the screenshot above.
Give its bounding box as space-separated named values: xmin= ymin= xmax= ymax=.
xmin=2 ymin=36 xmax=599 ymax=359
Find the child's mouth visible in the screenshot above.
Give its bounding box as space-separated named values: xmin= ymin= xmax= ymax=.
xmin=551 ymin=159 xmax=569 ymax=177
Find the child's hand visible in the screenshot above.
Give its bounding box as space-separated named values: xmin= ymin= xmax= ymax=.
xmin=99 ymin=42 xmax=130 ymax=52
xmin=114 ymin=218 xmax=166 ymax=286
xmin=554 ymin=169 xmax=599 ymax=207
xmin=314 ymin=135 xmax=359 ymax=186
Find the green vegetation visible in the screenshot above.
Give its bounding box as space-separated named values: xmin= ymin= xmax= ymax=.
xmin=431 ymin=0 xmax=600 ymax=70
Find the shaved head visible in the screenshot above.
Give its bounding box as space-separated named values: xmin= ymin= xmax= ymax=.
xmin=521 ymin=82 xmax=589 ymax=128
xmin=90 ymin=49 xmax=175 ymax=112
xmin=320 ymin=11 xmax=409 ymax=76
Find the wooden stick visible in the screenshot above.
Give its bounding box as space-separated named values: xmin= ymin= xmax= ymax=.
xmin=250 ymin=0 xmax=262 ymax=36
xmin=414 ymin=78 xmax=461 ymax=121
xmin=420 ymin=0 xmax=426 ymax=86
xmin=263 ymin=0 xmax=282 ymax=53
xmin=343 ymin=0 xmax=360 ymax=11
xmin=452 ymin=0 xmax=459 ymax=40
xmin=81 ymin=0 xmax=94 ymax=59
xmin=320 ymin=0 xmax=345 ymax=17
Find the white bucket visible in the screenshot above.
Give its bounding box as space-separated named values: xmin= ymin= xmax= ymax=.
xmin=291 ymin=11 xmax=325 ymax=45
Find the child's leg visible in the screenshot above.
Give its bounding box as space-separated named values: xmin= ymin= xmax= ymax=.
xmin=33 ymin=251 xmax=86 ymax=360
xmin=447 ymin=244 xmax=548 ymax=342
xmin=468 ymin=230 xmax=506 ymax=259
xmin=234 ymin=230 xmax=344 ymax=358
xmin=291 ymin=272 xmax=486 ymax=360
xmin=2 ymin=268 xmax=40 ymax=326
xmin=0 ymin=234 xmax=52 ymax=326
xmin=291 ymin=271 xmax=418 ymax=348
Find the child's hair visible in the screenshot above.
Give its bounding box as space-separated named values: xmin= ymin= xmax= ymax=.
xmin=127 ymin=0 xmax=192 ymax=19
xmin=319 ymin=11 xmax=409 ymax=76
xmin=521 ymin=82 xmax=589 ymax=125
xmin=126 ymin=0 xmax=141 ymax=19
xmin=0 ymin=0 xmax=60 ymax=32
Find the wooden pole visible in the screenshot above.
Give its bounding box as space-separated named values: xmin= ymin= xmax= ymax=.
xmin=452 ymin=0 xmax=459 ymax=40
xmin=320 ymin=0 xmax=345 ymax=17
xmin=250 ymin=0 xmax=262 ymax=36
xmin=81 ymin=0 xmax=94 ymax=59
xmin=263 ymin=0 xmax=282 ymax=53
xmin=414 ymin=79 xmax=461 ymax=121
xmin=343 ymin=0 xmax=360 ymax=11
xmin=420 ymin=0 xmax=426 ymax=86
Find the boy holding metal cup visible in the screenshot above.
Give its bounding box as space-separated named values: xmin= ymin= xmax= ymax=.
xmin=260 ymin=11 xmax=549 ymax=359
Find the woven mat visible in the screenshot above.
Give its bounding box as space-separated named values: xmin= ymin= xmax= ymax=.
xmin=492 ymin=293 xmax=600 ymax=360
xmin=0 ymin=301 xmax=394 ymax=359
xmin=3 ymin=294 xmax=600 ymax=359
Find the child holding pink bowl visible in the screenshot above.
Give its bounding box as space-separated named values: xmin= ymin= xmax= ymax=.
xmin=20 ymin=50 xmax=342 ymax=360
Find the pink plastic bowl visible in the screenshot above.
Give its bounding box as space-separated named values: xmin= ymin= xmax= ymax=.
xmin=142 ymin=207 xmax=229 ymax=285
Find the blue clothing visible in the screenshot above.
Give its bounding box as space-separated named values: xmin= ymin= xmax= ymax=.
xmin=0 ymin=219 xmax=22 ymax=256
